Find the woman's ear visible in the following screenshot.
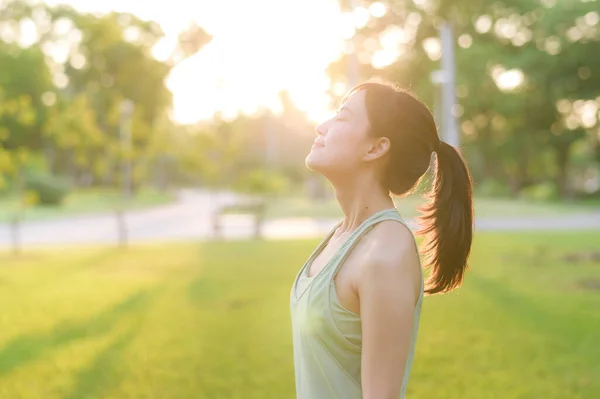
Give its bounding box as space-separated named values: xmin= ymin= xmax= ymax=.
xmin=364 ymin=136 xmax=391 ymax=162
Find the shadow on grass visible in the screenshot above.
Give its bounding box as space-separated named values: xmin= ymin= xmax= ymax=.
xmin=61 ymin=326 xmax=138 ymax=399
xmin=188 ymin=275 xmax=221 ymax=304
xmin=468 ymin=273 xmax=600 ymax=354
xmin=0 ymin=250 xmax=117 ymax=279
xmin=0 ymin=288 xmax=155 ymax=376
xmin=61 ymin=249 xmax=124 ymax=274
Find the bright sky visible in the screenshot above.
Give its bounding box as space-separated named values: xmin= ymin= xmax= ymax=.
xmin=43 ymin=0 xmax=360 ymax=124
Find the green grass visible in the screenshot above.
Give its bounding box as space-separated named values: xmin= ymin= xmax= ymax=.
xmin=0 ymin=188 xmax=175 ymax=223
xmin=0 ymin=232 xmax=599 ymax=398
xmin=262 ymin=195 xmax=600 ymax=219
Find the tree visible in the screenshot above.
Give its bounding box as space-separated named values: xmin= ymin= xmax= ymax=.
xmin=0 ymin=41 xmax=52 ymax=151
xmin=329 ymin=0 xmax=600 ymax=198
xmin=44 ymin=94 xmax=106 ymax=184
xmin=0 ymin=0 xmax=212 ymax=189
xmin=0 ymin=88 xmax=39 ymax=254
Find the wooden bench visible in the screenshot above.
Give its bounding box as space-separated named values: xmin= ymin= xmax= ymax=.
xmin=212 ymin=200 xmax=266 ymax=239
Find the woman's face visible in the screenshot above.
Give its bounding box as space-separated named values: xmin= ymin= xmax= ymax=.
xmin=306 ymin=90 xmax=384 ymax=179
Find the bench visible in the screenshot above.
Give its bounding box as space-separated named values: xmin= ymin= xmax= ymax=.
xmin=212 ymin=200 xmax=267 ymax=239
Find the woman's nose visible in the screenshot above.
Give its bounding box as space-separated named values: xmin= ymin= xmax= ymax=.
xmin=315 ymin=121 xmax=327 ymax=136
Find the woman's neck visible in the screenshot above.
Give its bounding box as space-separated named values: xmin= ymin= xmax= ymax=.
xmin=333 ymin=174 xmax=395 ymax=234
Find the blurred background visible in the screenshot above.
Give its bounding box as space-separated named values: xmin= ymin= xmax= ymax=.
xmin=0 ymin=0 xmax=599 ymax=398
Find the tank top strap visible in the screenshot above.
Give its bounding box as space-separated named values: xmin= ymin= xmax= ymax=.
xmin=327 ymin=208 xmax=408 ymax=281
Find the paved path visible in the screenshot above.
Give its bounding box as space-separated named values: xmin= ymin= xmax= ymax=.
xmin=0 ymin=189 xmax=236 ymax=248
xmin=0 ymin=189 xmax=599 ymax=249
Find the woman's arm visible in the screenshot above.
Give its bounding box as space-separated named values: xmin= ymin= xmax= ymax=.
xmin=358 ymin=222 xmax=421 ymax=399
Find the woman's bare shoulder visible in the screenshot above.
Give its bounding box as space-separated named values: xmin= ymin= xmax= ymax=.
xmin=360 ymin=220 xmax=421 ymax=285
xmin=364 ymin=219 xmax=416 ymax=256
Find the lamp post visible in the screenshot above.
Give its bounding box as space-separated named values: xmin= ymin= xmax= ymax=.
xmin=430 ymin=69 xmax=446 ymax=130
xmin=440 ymin=22 xmax=460 ymax=148
xmin=431 ymin=22 xmax=460 ymax=148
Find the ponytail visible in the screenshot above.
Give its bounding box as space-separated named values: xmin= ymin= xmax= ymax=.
xmin=417 ymin=141 xmax=474 ymax=295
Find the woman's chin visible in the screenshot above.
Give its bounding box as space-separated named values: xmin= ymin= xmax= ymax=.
xmin=305 ymin=153 xmax=323 ymax=172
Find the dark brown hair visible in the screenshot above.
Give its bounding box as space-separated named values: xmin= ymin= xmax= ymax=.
xmin=346 ymin=82 xmax=473 ymax=295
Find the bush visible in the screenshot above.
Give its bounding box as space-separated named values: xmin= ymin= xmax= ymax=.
xmin=519 ymin=182 xmax=559 ymax=201
xmin=25 ymin=173 xmax=70 ymax=206
xmin=575 ymin=189 xmax=600 ymax=200
xmin=233 ymin=169 xmax=290 ymax=197
xmin=475 ymin=178 xmax=513 ymax=198
xmin=0 ymin=175 xmax=14 ymax=196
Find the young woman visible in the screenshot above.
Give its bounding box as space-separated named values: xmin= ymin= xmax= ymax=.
xmin=290 ymin=82 xmax=473 ymax=399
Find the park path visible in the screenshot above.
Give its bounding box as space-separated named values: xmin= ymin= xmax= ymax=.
xmin=0 ymin=189 xmax=599 ymax=249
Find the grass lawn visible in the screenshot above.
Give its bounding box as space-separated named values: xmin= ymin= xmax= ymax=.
xmin=262 ymin=195 xmax=600 ymax=220
xmin=0 ymin=188 xmax=175 ymax=223
xmin=0 ymin=232 xmax=599 ymax=398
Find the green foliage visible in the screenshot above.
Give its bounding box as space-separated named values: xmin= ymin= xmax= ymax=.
xmin=24 ymin=173 xmax=70 ymax=206
xmin=0 ymin=42 xmax=52 ymax=151
xmin=330 ymin=0 xmax=600 ymax=199
xmin=0 ymin=83 xmax=39 ymax=197
xmin=476 ymin=178 xmax=514 ymax=198
xmin=234 ymin=169 xmax=290 ymax=196
xmin=0 ymin=148 xmax=14 ymax=191
xmin=519 ymin=182 xmax=560 ymax=202
xmin=0 ymin=1 xmax=212 ymax=193
xmin=577 ymin=189 xmax=600 ymax=200
xmin=2 ymin=0 xmax=599 ymax=200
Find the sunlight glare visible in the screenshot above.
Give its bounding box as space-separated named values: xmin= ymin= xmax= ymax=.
xmin=585 ymin=11 xmax=599 ymax=26
xmin=18 ymin=18 xmax=38 ymax=47
xmin=580 ymin=101 xmax=598 ymax=128
xmin=44 ymin=0 xmax=346 ymax=125
xmin=152 ymin=35 xmax=177 ymax=62
xmin=352 ymin=7 xmax=370 ymax=29
xmin=475 ymin=15 xmax=493 ymax=34
xmin=339 ymin=12 xmax=357 ymax=40
xmin=372 ymin=49 xmax=400 ymax=69
xmin=380 ymin=26 xmax=406 ymax=48
xmin=369 ymin=2 xmax=387 ymax=18
xmin=167 ymin=0 xmax=345 ymax=124
xmin=495 ymin=69 xmax=524 ymax=91
xmin=458 ymin=34 xmax=473 ymax=49
xmin=422 ymin=37 xmax=441 ymax=61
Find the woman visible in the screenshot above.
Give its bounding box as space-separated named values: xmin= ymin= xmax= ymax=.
xmin=290 ymin=82 xmax=473 ymax=399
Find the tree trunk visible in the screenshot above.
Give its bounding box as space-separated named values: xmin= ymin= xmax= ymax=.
xmin=156 ymin=156 xmax=169 ymax=193
xmin=44 ymin=144 xmax=55 ymax=175
xmin=478 ymin=129 xmax=502 ymax=185
xmin=252 ymin=200 xmax=266 ymax=240
xmin=104 ymin=157 xmax=115 ymax=186
xmin=115 ymin=208 xmax=128 ymax=249
xmin=211 ymin=191 xmax=222 ymax=240
xmin=554 ymin=142 xmax=572 ymax=199
xmin=68 ymin=151 xmax=77 ymax=184
xmin=593 ymin=138 xmax=600 ymax=164
xmin=509 ymin=153 xmax=531 ymax=196
xmin=10 ymin=168 xmax=24 ymax=256
xmin=10 ymin=215 xmax=21 ymax=256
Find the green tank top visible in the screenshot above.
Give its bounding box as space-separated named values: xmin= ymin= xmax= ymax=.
xmin=290 ymin=208 xmax=424 ymax=399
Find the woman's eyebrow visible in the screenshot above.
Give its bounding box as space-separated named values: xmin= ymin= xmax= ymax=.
xmin=337 ymin=106 xmax=354 ymax=115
